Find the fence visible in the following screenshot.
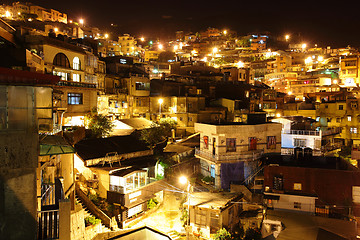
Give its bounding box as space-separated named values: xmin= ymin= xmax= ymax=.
xmin=38 ymin=210 xmax=59 ymax=239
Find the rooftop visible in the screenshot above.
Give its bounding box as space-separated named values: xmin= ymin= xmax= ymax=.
xmin=74 ymin=134 xmax=150 ymax=161
xmin=187 ymin=192 xmax=242 ymax=210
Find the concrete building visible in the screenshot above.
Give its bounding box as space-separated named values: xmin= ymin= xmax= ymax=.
xmin=339 ymin=54 xmax=360 ymax=87
xmin=0 ymin=67 xmax=60 ymax=239
xmin=118 ymin=34 xmax=137 ymax=56
xmin=263 ymin=156 xmax=360 ymax=238
xmin=186 ymin=192 xmax=244 ymax=238
xmin=194 ymin=119 xmax=282 ymax=190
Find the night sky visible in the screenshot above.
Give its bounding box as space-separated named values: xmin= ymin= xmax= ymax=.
xmin=4 ymin=0 xmax=360 ymax=48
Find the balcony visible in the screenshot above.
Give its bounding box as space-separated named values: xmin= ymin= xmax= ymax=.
xmin=283 ymin=129 xmax=320 ymax=136
xmin=195 ymin=148 xmax=264 ymax=162
xmin=57 ymin=80 xmax=97 ymax=89
xmin=107 ymin=179 xmax=164 ymax=207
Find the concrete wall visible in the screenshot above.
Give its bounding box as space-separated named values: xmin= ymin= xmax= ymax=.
xmin=266 ymin=193 xmax=316 ymax=213
xmin=195 ymin=122 xmax=282 ymax=156
xmin=0 ymin=86 xmax=40 ymax=239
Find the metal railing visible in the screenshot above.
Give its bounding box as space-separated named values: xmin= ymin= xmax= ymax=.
xmin=195 ymin=148 xmax=264 ymax=162
xmin=41 ymin=184 xmax=55 ymax=206
xmin=283 ymin=129 xmax=320 ymax=136
xmin=38 ymin=209 xmax=59 ymax=239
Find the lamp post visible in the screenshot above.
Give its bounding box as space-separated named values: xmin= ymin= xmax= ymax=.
xmin=179 ymin=176 xmax=190 ymax=240
xmin=158 ymin=98 xmax=163 ymax=119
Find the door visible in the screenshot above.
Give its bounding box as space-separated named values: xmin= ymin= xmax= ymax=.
xmin=212 ymin=137 xmax=216 ymax=155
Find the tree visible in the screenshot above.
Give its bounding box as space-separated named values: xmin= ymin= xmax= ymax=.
xmin=213 ymin=228 xmax=232 ymax=240
xmin=140 ymin=118 xmax=177 ymax=147
xmin=157 ymin=51 xmax=176 ymax=63
xmin=85 ymin=109 xmax=114 ymax=138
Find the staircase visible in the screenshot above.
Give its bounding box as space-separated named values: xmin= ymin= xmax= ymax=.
xmin=75 ymin=183 xmax=118 ymax=231
xmin=75 ymin=196 xmax=111 ymax=232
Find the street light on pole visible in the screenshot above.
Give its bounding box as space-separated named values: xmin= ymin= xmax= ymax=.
xmin=179 ymin=176 xmax=190 ymax=240
xmin=158 ymin=98 xmax=163 ymax=119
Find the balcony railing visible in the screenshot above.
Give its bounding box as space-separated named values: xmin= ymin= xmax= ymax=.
xmin=38 ymin=209 xmax=59 ymax=239
xmin=57 ymin=80 xmax=97 ymax=89
xmin=283 ymin=129 xmax=321 ymax=136
xmin=195 ymin=148 xmax=264 ymax=162
xmin=41 ymin=184 xmax=55 ymax=206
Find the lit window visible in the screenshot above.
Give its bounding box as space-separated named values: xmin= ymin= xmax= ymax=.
xmin=350 ymin=128 xmax=358 ymax=134
xmin=67 ymin=93 xmax=83 ymax=105
xmin=73 ymin=73 xmax=80 ymax=82
xmin=348 ymin=116 xmax=352 ymax=121
xmin=293 ymin=183 xmax=302 ymax=190
xmin=73 ymin=57 xmax=81 ymax=70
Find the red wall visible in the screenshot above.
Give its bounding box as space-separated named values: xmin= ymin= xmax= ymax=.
xmin=264 ymin=165 xmax=360 ymax=216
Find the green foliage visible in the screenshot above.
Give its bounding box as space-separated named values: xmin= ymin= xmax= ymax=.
xmin=147 ymin=198 xmax=159 ymax=209
xmin=202 ymin=175 xmax=215 ymax=183
xmin=88 ymin=193 xmax=100 ymax=205
xmin=140 ymin=118 xmax=177 ymax=147
xmin=85 ymin=108 xmax=114 ymax=138
xmin=157 ymin=51 xmax=176 ymax=63
xmin=213 ymin=228 xmax=232 ymax=240
xmin=85 ymin=216 xmax=101 ymax=226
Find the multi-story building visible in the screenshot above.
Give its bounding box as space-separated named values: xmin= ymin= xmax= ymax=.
xmin=25 ymin=35 xmax=98 ymax=129
xmin=194 ymin=119 xmax=282 ymax=190
xmin=264 ymin=72 xmax=298 ymax=94
xmin=263 ymin=157 xmax=359 ymax=239
xmin=0 ymin=67 xmax=67 ymax=239
xmin=118 ymin=34 xmax=137 ymax=56
xmin=339 ymin=54 xmax=360 ymax=87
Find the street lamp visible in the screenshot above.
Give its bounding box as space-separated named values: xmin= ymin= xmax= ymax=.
xmin=179 ymin=176 xmax=190 ymax=239
xmin=158 ymin=98 xmax=163 ymax=118
xmin=79 ymin=18 xmax=84 ymax=25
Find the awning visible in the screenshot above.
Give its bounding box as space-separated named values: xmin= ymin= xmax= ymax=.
xmin=264 ymin=194 xmax=280 ymax=200
xmin=39 ymin=135 xmax=75 ymax=156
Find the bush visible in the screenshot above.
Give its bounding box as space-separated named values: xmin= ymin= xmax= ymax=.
xmin=147 ymin=198 xmax=159 ymax=209
xmin=85 ymin=216 xmax=101 ymax=227
xmin=213 ymin=228 xmax=232 ymax=240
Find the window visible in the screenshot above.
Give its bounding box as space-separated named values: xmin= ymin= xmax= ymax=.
xmin=53 ymin=53 xmax=70 ymax=68
xmin=294 ymin=202 xmax=301 ymax=209
xmin=273 ymin=176 xmax=283 ymax=190
xmin=203 ymin=136 xmax=209 ymax=149
xmin=135 ymin=82 xmax=149 ymax=91
xmin=345 ymin=60 xmax=356 ymax=67
xmin=350 ymin=127 xmax=358 ymax=134
xmin=336 ymin=118 xmax=341 ymax=123
xmin=73 ymin=73 xmax=80 ymax=82
xmin=348 ymin=116 xmax=352 ymax=121
xmin=339 ymin=105 xmax=343 ymax=110
xmin=267 ymin=136 xmax=276 ymax=149
xmin=294 ymin=138 xmax=306 ymax=148
xmin=53 ymin=71 xmax=70 ymax=80
xmin=249 ymin=137 xmax=257 ymax=150
xmin=195 ymin=209 xmax=206 ymax=227
xmin=67 ymin=93 xmax=83 ymax=105
xmin=226 ymin=138 xmax=236 ymax=152
xmin=73 ymin=57 xmax=80 ymax=70
xmin=293 ymin=183 xmax=302 ymax=190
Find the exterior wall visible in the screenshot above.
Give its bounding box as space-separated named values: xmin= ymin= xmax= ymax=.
xmin=281 ymin=132 xmax=321 ymax=150
xmin=195 ymin=122 xmax=282 ymax=189
xmin=264 ymin=165 xmax=360 ymax=217
xmin=195 ymin=122 xmax=282 ymax=157
xmin=42 ymin=44 xmax=86 ymax=82
xmin=265 ymin=193 xmax=316 ymax=213
xmin=0 ymin=86 xmax=41 ymax=239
